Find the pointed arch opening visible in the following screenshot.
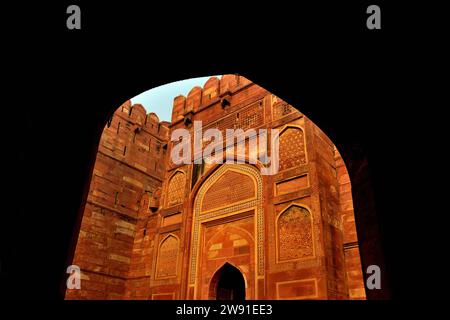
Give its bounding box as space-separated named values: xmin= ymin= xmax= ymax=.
xmin=209 ymin=263 xmax=246 ymax=300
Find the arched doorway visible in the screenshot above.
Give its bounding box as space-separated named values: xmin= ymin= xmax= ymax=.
xmin=209 ymin=263 xmax=245 ymax=300
xmin=189 ymin=163 xmax=262 ymax=299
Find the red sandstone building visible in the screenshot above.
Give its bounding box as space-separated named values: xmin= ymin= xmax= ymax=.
xmin=66 ymin=75 xmax=366 ymax=300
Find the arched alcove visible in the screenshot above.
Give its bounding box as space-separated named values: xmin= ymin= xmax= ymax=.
xmin=166 ymin=170 xmax=186 ymax=207
xmin=276 ymin=204 xmax=314 ymax=262
xmin=155 ymin=234 xmax=179 ymax=279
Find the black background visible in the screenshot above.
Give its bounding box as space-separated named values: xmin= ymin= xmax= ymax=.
xmin=0 ymin=0 xmax=447 ymax=316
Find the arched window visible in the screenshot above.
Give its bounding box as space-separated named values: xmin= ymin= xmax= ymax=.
xmin=166 ymin=171 xmax=186 ymax=206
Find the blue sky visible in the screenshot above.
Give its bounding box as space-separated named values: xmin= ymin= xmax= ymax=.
xmin=130 ymin=76 xmax=219 ymax=122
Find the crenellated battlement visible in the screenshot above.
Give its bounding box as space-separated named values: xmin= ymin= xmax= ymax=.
xmin=171 ymin=75 xmax=253 ymax=123
xmin=112 ymin=100 xmax=171 ymax=140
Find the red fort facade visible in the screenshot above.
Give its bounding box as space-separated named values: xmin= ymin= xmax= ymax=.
xmin=66 ymin=75 xmax=366 ymax=300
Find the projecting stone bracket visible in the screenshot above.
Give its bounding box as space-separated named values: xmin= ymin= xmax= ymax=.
xmin=132 ymin=123 xmax=143 ymax=134
xmin=183 ymin=111 xmax=194 ymax=127
xmin=220 ymin=97 xmax=231 ymax=109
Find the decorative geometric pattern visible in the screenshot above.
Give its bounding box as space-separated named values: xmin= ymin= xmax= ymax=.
xmin=279 ymin=127 xmax=307 ymax=171
xmin=201 ymin=171 xmax=255 ymax=212
xmin=166 ymin=171 xmax=185 ymax=207
xmin=189 ymin=164 xmax=264 ymax=285
xmin=277 ymin=205 xmax=313 ymax=261
xmin=156 ymin=235 xmax=179 ymax=278
xmin=237 ymin=101 xmax=264 ymax=130
xmin=273 ymin=103 xmax=297 ymax=120
xmin=199 ymin=100 xmax=264 ymax=148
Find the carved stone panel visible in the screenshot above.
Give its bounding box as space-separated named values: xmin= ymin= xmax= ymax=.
xmin=275 ymin=174 xmax=309 ymax=196
xmin=273 ymin=103 xmax=298 ymax=121
xmin=201 ymin=170 xmax=255 ymax=212
xmin=277 ymin=205 xmax=313 ymax=262
xmin=200 ymin=100 xmax=265 ymax=149
xmin=166 ymin=171 xmax=186 ymax=207
xmin=279 ymin=127 xmax=307 ymax=171
xmin=156 ymin=235 xmax=179 ymax=278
